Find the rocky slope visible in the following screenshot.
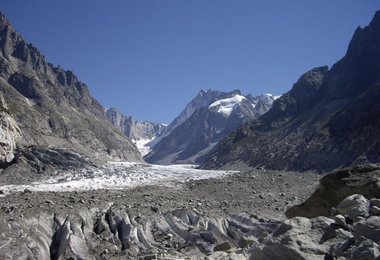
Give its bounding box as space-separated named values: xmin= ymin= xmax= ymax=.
xmin=0 ymin=164 xmax=379 ymax=259
xmin=145 ymin=90 xmax=277 ymax=165
xmin=106 ymin=108 xmax=166 ymax=156
xmin=0 ymin=12 xmax=142 ymax=174
xmin=203 ymin=11 xmax=380 ymax=172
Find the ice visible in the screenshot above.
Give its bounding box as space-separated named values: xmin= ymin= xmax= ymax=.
xmin=0 ymin=162 xmax=235 ymax=193
xmin=209 ymin=94 xmax=246 ymax=116
xmin=132 ymin=138 xmax=154 ymax=156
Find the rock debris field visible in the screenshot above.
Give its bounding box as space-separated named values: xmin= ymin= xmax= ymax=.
xmin=0 ymin=163 xmax=379 ymax=259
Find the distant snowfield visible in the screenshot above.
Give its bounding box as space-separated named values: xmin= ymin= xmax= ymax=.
xmin=0 ymin=162 xmax=235 ymax=193
xmin=209 ymin=94 xmax=246 ymax=116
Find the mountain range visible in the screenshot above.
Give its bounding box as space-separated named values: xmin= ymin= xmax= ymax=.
xmin=1 ymin=9 xmax=380 ymax=174
xmin=144 ymin=90 xmax=278 ymax=164
xmin=202 ymin=11 xmax=380 ymax=172
xmin=106 ymin=90 xmax=278 ymax=164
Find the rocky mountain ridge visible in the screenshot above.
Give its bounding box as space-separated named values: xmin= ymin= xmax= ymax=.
xmin=0 ymin=12 xmax=142 ymax=175
xmin=203 ymin=11 xmax=380 ymax=172
xmin=106 ymin=108 xmax=166 ymax=156
xmin=144 ymin=89 xmax=278 ymax=165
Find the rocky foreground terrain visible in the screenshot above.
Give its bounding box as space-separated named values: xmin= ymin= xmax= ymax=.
xmin=0 ymin=163 xmax=379 ymax=259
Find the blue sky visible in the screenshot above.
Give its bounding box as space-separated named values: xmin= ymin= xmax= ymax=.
xmin=0 ymin=1 xmax=378 ymax=123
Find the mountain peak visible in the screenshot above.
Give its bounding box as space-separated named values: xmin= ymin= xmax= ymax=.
xmin=0 ymin=12 xmax=11 ymax=29
xmin=370 ymin=10 xmax=380 ymax=28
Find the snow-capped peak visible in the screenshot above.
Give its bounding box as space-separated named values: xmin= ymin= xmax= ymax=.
xmin=209 ymin=94 xmax=246 ymax=116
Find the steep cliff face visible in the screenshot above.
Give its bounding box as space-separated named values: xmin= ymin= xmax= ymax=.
xmin=0 ymin=12 xmax=142 ymax=171
xmin=106 ymin=108 xmax=167 ymax=156
xmin=106 ymin=108 xmax=166 ymax=141
xmin=203 ymin=11 xmax=380 ymax=172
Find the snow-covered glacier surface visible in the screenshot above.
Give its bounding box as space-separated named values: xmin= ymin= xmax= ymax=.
xmin=0 ymin=162 xmax=235 ymax=193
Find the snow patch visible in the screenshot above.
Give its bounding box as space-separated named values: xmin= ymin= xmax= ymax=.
xmin=209 ymin=94 xmax=246 ymax=116
xmin=0 ymin=162 xmax=236 ymax=193
xmin=132 ymin=138 xmax=153 ymax=156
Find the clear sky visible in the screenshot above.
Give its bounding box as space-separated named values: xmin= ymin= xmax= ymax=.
xmin=0 ymin=1 xmax=378 ymax=123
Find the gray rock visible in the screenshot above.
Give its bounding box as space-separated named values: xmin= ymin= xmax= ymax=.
xmin=250 ymin=216 xmax=350 ymax=260
xmin=329 ymin=238 xmax=355 ymax=258
xmin=334 ymin=214 xmax=347 ymax=227
xmin=354 ymin=216 xmax=380 ymax=243
xmin=214 ymin=241 xmax=232 ymax=252
xmin=0 ymin=112 xmax=21 ymax=166
xmin=50 ymin=217 xmax=71 ymax=260
xmin=370 ymin=198 xmax=380 ymax=208
xmin=336 ymin=194 xmax=370 ymax=221
xmin=350 ymin=239 xmax=380 ymax=260
xmin=370 ymin=205 xmax=380 ymax=216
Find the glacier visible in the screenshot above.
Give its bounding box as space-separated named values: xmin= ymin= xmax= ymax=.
xmin=0 ymin=162 xmax=235 ymax=193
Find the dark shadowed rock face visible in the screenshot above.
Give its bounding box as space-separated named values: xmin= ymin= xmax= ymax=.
xmin=0 ymin=12 xmax=142 ymax=172
xmin=203 ymin=11 xmax=380 ymax=172
xmin=286 ymin=164 xmax=380 ymax=218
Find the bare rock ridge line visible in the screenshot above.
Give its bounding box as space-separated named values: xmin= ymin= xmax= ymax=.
xmin=0 ymin=11 xmax=142 ymax=175
xmin=203 ymin=10 xmax=380 ymax=172
xmin=105 ymin=108 xmax=167 ymax=156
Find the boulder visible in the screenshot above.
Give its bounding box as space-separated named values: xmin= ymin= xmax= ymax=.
xmin=250 ymin=216 xmax=351 ymax=260
xmin=370 ymin=206 xmax=380 ymax=216
xmin=334 ymin=214 xmax=346 ymax=227
xmin=370 ymin=199 xmax=380 ymax=208
xmin=353 ymin=216 xmax=380 ymax=243
xmin=350 ymin=239 xmax=380 ymax=260
xmin=336 ymin=194 xmax=370 ymax=221
xmin=214 ymin=241 xmax=232 ymax=252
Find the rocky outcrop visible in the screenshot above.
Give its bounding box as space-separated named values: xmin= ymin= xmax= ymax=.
xmin=203 ymin=11 xmax=380 ymax=172
xmin=145 ymin=90 xmax=277 ymax=165
xmin=106 ymin=108 xmax=166 ymax=142
xmin=0 ymin=112 xmax=20 ymax=166
xmin=106 ymin=108 xmax=166 ymax=156
xmin=0 ymin=11 xmax=142 ymax=173
xmin=286 ymin=164 xmax=380 ymax=218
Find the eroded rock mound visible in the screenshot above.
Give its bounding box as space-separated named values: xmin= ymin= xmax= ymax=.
xmin=286 ymin=164 xmax=380 ymax=218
